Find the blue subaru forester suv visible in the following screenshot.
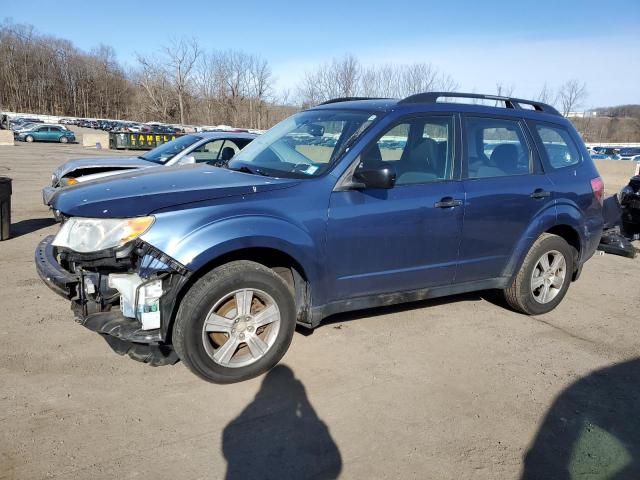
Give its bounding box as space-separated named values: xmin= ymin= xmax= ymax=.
xmin=36 ymin=92 xmax=604 ymax=383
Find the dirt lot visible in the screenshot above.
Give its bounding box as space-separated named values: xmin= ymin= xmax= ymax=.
xmin=1 ymin=129 xmax=639 ymax=479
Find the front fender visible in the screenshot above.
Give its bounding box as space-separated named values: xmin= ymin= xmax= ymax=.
xmin=144 ymin=213 xmax=322 ymax=295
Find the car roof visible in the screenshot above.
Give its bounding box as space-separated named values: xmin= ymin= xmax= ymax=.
xmin=196 ymin=131 xmax=258 ymax=140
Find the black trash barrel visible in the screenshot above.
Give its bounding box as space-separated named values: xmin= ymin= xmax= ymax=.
xmin=0 ymin=176 xmax=12 ymax=240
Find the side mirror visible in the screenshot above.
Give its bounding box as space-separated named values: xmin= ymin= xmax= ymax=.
xmin=182 ymin=155 xmax=196 ymax=165
xmin=351 ymin=163 xmax=396 ymax=190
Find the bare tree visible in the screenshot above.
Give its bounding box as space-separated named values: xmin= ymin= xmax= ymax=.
xmin=299 ymin=57 xmax=458 ymax=105
xmin=536 ymin=82 xmax=556 ymax=105
xmin=557 ymin=79 xmax=588 ymax=116
xmin=297 ymin=54 xmax=361 ymax=106
xmin=134 ymin=54 xmax=176 ymax=122
xmin=162 ymin=37 xmax=201 ymax=125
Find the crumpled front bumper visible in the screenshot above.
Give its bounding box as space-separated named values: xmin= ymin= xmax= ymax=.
xmin=35 ymin=235 xmax=185 ymax=365
xmin=35 ymin=235 xmax=78 ymax=298
xmin=42 ymin=186 xmax=57 ymax=207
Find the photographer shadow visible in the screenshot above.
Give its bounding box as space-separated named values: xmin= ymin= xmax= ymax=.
xmin=522 ymin=358 xmax=640 ymax=479
xmin=222 ymin=365 xmax=342 ymax=480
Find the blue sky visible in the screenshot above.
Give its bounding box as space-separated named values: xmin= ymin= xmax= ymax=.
xmin=4 ymin=0 xmax=639 ymax=106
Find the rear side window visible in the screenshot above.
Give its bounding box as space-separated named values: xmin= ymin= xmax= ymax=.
xmin=464 ymin=117 xmax=531 ymax=179
xmin=535 ymin=124 xmax=582 ymax=169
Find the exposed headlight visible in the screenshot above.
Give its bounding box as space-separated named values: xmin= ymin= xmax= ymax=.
xmin=52 ymin=216 xmax=155 ymax=253
xmin=60 ymin=177 xmax=78 ymax=186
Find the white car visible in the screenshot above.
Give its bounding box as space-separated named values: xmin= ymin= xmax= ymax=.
xmin=43 ymin=132 xmax=257 ymax=207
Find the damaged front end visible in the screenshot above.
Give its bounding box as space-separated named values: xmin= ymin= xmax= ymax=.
xmin=35 ymin=233 xmax=190 ymax=366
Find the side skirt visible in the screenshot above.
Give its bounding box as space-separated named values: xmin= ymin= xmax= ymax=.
xmin=304 ymin=277 xmax=510 ymax=328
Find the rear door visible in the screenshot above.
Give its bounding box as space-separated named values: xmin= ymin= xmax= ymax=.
xmin=456 ymin=115 xmax=555 ymax=283
xmin=36 ymin=127 xmax=51 ymax=142
xmin=48 ymin=126 xmax=61 ymax=141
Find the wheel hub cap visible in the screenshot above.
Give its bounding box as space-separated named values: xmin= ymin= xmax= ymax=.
xmin=530 ymin=250 xmax=566 ymax=305
xmin=201 ymin=288 xmax=281 ymax=368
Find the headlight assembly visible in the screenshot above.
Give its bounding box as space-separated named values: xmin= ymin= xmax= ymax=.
xmin=60 ymin=177 xmax=78 ymax=186
xmin=52 ymin=216 xmax=155 ymax=253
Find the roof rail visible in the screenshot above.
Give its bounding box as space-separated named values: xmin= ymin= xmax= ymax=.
xmin=317 ymin=97 xmax=388 ymax=106
xmin=398 ymin=92 xmax=561 ymax=116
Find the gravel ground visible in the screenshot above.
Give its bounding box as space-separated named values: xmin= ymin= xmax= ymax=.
xmin=1 ymin=129 xmax=639 ymax=480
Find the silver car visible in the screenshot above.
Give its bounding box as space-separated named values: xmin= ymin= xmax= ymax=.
xmin=43 ymin=131 xmax=257 ymax=206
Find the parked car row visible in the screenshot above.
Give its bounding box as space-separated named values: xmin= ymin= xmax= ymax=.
xmin=36 ymin=92 xmax=604 ymax=384
xmin=59 ymin=117 xmax=185 ymax=135
xmin=588 ymin=146 xmax=640 ymax=161
xmin=9 ymin=117 xmax=43 ymax=131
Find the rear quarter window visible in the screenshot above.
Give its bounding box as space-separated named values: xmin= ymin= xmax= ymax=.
xmin=534 ymin=124 xmax=582 ymax=170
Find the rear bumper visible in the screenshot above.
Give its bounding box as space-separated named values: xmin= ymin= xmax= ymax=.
xmin=573 ymin=217 xmax=604 ymax=281
xmin=583 ymin=217 xmax=604 ymax=262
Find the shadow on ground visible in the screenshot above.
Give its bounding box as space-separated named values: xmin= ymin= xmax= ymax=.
xmin=522 ymin=358 xmax=640 ymax=479
xmin=222 ymin=365 xmax=342 ymax=480
xmin=10 ymin=217 xmax=56 ymax=238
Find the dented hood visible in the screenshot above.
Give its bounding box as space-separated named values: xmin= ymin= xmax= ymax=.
xmin=53 ymin=157 xmax=156 ymax=179
xmin=51 ymin=163 xmax=299 ymax=218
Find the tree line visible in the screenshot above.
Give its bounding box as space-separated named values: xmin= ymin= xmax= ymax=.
xmin=0 ymin=20 xmax=294 ymax=128
xmin=2 ymin=19 xmax=638 ymax=143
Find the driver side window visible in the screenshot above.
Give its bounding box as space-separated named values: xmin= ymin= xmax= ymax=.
xmin=361 ymin=116 xmax=454 ymax=186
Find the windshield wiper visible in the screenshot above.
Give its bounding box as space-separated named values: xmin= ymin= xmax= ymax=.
xmin=227 ymin=164 xmax=268 ymax=176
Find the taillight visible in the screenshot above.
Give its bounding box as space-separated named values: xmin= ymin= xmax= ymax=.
xmin=590 ymin=177 xmax=604 ymax=206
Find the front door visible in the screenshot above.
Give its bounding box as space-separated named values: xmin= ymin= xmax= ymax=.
xmin=326 ymin=114 xmax=463 ymax=300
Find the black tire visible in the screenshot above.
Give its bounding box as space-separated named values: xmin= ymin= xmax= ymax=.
xmin=25 ymin=135 xmax=34 ymax=143
xmin=59 ymin=136 xmax=68 ymax=143
xmin=504 ymin=233 xmax=575 ymax=315
xmin=173 ymin=260 xmax=296 ymax=384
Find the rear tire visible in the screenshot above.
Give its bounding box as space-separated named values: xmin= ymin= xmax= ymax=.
xmin=504 ymin=233 xmax=575 ymax=315
xmin=173 ymin=260 xmax=296 ymax=384
xmin=25 ymin=135 xmax=34 ymax=143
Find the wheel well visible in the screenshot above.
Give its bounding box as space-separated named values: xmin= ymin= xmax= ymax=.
xmin=166 ymin=248 xmax=311 ymax=342
xmin=545 ymin=225 xmax=581 ymax=278
xmin=546 ymin=225 xmax=581 ymax=255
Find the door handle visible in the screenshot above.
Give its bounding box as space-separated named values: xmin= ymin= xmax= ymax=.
xmin=531 ymin=189 xmax=551 ymax=199
xmin=434 ymin=197 xmax=463 ymax=208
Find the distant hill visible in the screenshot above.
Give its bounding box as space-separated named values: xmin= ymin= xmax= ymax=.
xmin=593 ymin=105 xmax=640 ymax=120
xmin=572 ymin=105 xmax=640 ymax=143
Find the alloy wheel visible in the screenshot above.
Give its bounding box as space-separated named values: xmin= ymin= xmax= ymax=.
xmin=201 ymin=288 xmax=281 ymax=368
xmin=530 ymin=250 xmax=566 ymax=304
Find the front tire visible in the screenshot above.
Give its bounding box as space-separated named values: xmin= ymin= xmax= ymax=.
xmin=25 ymin=135 xmax=34 ymax=143
xmin=173 ymin=260 xmax=296 ymax=384
xmin=504 ymin=233 xmax=575 ymax=315
xmin=59 ymin=136 xmax=68 ymax=143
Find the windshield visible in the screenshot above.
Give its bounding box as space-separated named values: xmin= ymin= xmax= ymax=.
xmin=139 ymin=134 xmax=201 ymax=164
xmin=227 ymin=110 xmax=378 ymax=178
